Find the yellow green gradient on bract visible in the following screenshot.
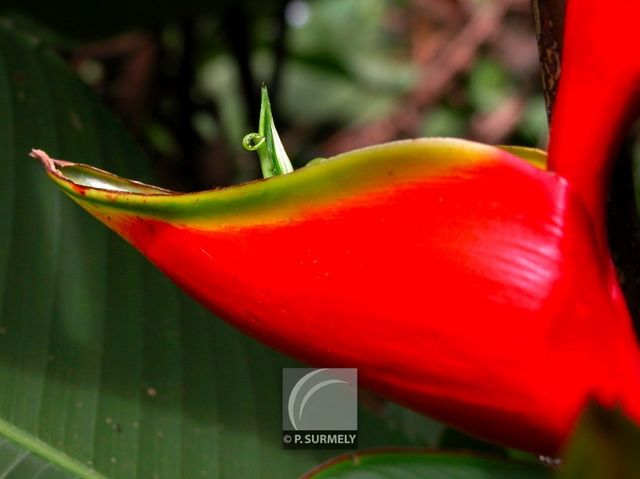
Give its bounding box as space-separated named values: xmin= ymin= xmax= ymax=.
xmin=36 ymin=140 xmax=547 ymax=230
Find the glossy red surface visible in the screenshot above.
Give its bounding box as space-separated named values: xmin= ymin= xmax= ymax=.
xmin=39 ymin=0 xmax=640 ymax=456
xmin=98 ymin=152 xmax=640 ymax=454
xmin=549 ymin=0 xmax=640 ymax=247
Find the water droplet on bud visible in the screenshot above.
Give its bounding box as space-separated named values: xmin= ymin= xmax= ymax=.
xmin=242 ymin=133 xmax=265 ymax=151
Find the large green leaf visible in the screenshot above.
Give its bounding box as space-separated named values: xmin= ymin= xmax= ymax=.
xmin=0 ymin=22 xmax=432 ymax=478
xmin=556 ymin=404 xmax=640 ymax=479
xmin=302 ymin=449 xmax=549 ymax=479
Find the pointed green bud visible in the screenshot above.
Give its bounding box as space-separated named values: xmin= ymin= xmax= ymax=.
xmin=242 ymin=86 xmax=293 ymax=178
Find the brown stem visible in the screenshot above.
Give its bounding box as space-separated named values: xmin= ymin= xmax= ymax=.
xmin=531 ymin=0 xmax=565 ymax=119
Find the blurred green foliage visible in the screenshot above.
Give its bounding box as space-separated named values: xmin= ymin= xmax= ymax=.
xmin=2 ymin=0 xmax=548 ymax=189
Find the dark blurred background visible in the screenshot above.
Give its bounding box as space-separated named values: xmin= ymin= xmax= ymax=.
xmin=2 ymin=0 xmax=548 ymax=191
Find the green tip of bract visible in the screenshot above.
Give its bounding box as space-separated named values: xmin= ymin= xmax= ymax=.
xmin=242 ymin=86 xmax=293 ymax=178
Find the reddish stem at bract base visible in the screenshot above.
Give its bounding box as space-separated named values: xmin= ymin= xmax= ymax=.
xmin=33 ymin=0 xmax=640 ymax=456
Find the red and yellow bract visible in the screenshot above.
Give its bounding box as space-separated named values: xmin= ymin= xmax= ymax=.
xmin=35 ymin=0 xmax=640 ymax=455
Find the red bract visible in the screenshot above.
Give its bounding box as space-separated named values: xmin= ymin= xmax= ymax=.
xmin=549 ymin=0 xmax=640 ymax=242
xmin=33 ymin=139 xmax=640 ymax=454
xmin=35 ymin=0 xmax=640 ymax=455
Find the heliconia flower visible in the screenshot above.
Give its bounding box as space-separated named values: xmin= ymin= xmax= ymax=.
xmin=34 ymin=0 xmax=640 ymax=455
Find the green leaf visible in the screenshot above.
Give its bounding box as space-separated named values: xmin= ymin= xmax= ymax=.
xmin=556 ymin=404 xmax=640 ymax=479
xmin=302 ymin=449 xmax=550 ymax=479
xmin=0 ymin=22 xmax=428 ymax=478
xmin=254 ymin=85 xmax=294 ymax=178
xmin=0 ymin=418 xmax=102 ymax=477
